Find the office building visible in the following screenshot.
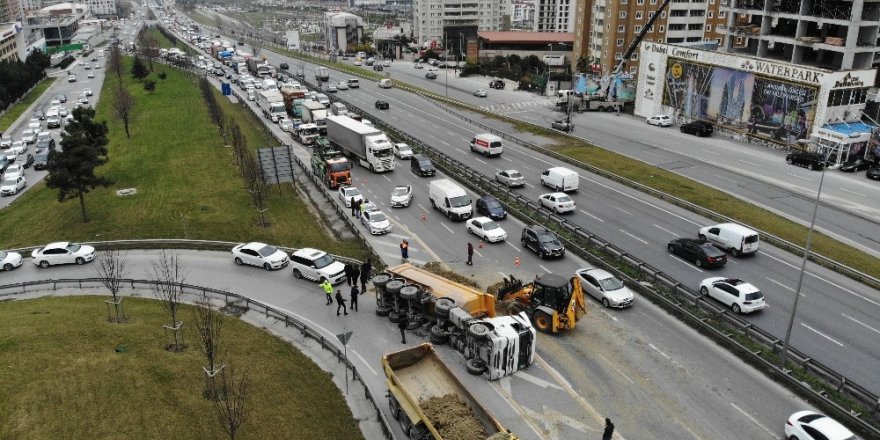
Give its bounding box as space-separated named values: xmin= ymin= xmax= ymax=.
xmin=414 ymin=0 xmax=510 ymax=49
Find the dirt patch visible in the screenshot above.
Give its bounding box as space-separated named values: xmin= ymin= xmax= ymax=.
xmin=422 ymin=262 xmax=482 ymax=290
xmin=420 ymin=394 xmax=487 ymax=439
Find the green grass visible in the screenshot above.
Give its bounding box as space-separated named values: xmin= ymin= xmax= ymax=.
xmin=0 ymin=58 xmax=369 ymax=262
xmin=0 ymin=77 xmax=57 ymax=132
xmin=0 ymin=296 xmax=363 ymax=440
xmin=146 ymin=28 xmax=187 ymax=51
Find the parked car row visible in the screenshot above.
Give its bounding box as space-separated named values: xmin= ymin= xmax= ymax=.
xmin=1 ymin=242 xmax=97 ymax=271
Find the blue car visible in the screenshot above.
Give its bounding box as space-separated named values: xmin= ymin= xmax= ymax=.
xmin=475 ymin=195 xmax=507 ymax=220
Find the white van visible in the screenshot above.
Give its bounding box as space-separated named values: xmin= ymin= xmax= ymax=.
xmin=429 ymin=179 xmax=472 ymax=221
xmin=378 ymin=78 xmax=393 ymax=89
xmin=330 ymin=102 xmax=348 ymax=116
xmin=699 ymin=223 xmax=760 ymax=256
xmin=540 ymin=167 xmax=579 ymax=192
xmin=469 ymin=133 xmax=503 ymax=157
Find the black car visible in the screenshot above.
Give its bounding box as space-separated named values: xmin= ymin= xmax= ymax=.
xmin=33 ymin=150 xmax=50 ymax=170
xmin=279 ymin=62 xmax=289 ymax=70
xmin=425 ymin=72 xmax=437 ymax=80
xmin=489 ymin=79 xmax=505 ymax=89
xmin=375 ymin=100 xmax=390 ymax=110
xmin=55 ymin=94 xmax=67 ymax=103
xmin=840 ymin=159 xmax=870 ymax=172
xmin=551 ymin=119 xmax=572 ymax=132
xmin=373 ymin=64 xmax=384 ymax=72
xmin=411 ymin=154 xmax=435 ymax=177
xmin=475 ymin=195 xmax=507 ymax=220
xmin=0 ymin=156 xmax=8 ymax=173
xmin=521 ymin=225 xmax=565 ymax=259
xmin=667 ymin=238 xmax=727 ymax=268
xmin=679 ymin=120 xmax=713 ymax=137
xmin=786 ymin=151 xmax=827 ymax=171
xmin=21 ymin=153 xmax=34 ymax=169
xmin=867 ymin=163 xmax=880 ymax=180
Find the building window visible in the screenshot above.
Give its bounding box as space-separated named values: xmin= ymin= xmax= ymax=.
xmin=637 ymin=0 xmax=644 ymax=4
xmin=618 ymin=25 xmax=625 ymax=32
xmin=661 ymin=11 xmax=666 ymax=18
xmin=635 ymin=25 xmax=642 ymax=32
xmin=719 ymin=11 xmax=726 ymax=18
xmin=615 ymin=52 xmax=623 ymax=60
xmin=632 ymin=53 xmax=638 ymax=60
xmin=636 ymin=11 xmax=643 ymax=19
xmin=619 ymin=11 xmax=627 ymax=18
xmin=708 ymin=11 xmax=713 ymax=18
xmin=707 ymin=24 xmax=712 ymax=31
xmin=659 ymin=25 xmax=665 ymax=32
xmin=630 ymin=66 xmax=638 ymax=74
xmin=617 ymin=38 xmax=624 ymax=46
xmin=736 ymin=37 xmax=743 ymax=44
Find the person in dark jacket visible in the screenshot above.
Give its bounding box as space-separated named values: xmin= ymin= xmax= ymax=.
xmin=354 ymin=199 xmax=362 ymax=219
xmin=360 ymin=259 xmax=372 ymax=292
xmin=602 ymin=418 xmax=614 ymax=440
xmin=398 ymin=316 xmax=408 ymax=343
xmin=350 ymin=285 xmax=360 ymax=311
xmin=344 ymin=263 xmax=355 ymax=286
xmin=335 ymin=290 xmax=348 ymax=316
xmin=466 ymin=242 xmax=474 ymax=266
xmin=350 ymin=264 xmax=360 ymax=288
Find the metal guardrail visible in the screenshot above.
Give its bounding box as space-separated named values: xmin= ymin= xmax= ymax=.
xmin=0 ymin=277 xmax=394 ymax=440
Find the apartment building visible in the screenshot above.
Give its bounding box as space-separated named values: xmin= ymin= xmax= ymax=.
xmin=534 ymin=0 xmax=576 ymax=32
xmin=720 ymin=0 xmax=880 ymax=70
xmin=0 ymin=21 xmax=25 ymax=61
xmin=414 ymin=0 xmax=510 ymax=48
xmin=511 ymin=0 xmax=535 ymax=30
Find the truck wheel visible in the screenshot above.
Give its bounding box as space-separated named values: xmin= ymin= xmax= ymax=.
xmin=466 ymin=359 xmax=487 ymax=375
xmin=375 ymin=306 xmax=391 ymax=317
xmin=468 ymin=322 xmax=492 ymax=339
xmin=385 ymin=280 xmax=404 ymax=296
xmin=399 ymin=285 xmax=419 ymax=300
xmin=389 ymin=310 xmax=403 ymax=323
xmin=430 ymin=199 xmax=436 ymax=208
xmin=388 ymin=395 xmax=401 ymax=420
xmin=533 ymin=311 xmax=553 ymax=333
xmin=434 ymin=298 xmax=456 ymax=318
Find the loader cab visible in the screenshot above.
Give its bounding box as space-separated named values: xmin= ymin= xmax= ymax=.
xmin=532 ymin=274 xmax=573 ymax=314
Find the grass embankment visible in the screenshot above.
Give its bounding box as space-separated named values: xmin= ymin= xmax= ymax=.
xmin=0 ymin=58 xmax=369 ymax=261
xmin=0 ymin=77 xmax=57 ymax=132
xmin=0 ymin=296 xmax=363 ymax=440
xmin=145 ymin=28 xmax=188 ymax=51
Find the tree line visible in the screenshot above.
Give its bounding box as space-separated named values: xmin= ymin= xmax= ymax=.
xmin=0 ymin=50 xmax=50 ymax=112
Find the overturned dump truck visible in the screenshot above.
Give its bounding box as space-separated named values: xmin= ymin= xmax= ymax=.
xmin=383 ymin=343 xmax=518 ymax=440
xmin=373 ymin=264 xmax=536 ymax=380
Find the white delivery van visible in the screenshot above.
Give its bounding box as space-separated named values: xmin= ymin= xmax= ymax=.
xmin=429 ymin=179 xmax=472 ymax=221
xmin=330 ymin=102 xmax=348 ymax=116
xmin=541 ymin=167 xmax=579 ymax=192
xmin=378 ymin=79 xmax=393 ymax=88
xmin=469 ymin=133 xmax=503 ymax=157
xmin=698 ymin=223 xmax=760 ymax=256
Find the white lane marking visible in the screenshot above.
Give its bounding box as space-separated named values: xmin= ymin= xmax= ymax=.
xmin=474 ymin=249 xmax=484 ymax=258
xmin=801 ymin=323 xmax=845 ymax=347
xmin=595 ymin=353 xmax=634 ymax=384
xmin=417 ymin=203 xmax=429 ymax=213
xmin=838 ymin=187 xmax=865 ymax=197
xmin=455 ymin=147 xmax=467 ymax=154
xmin=581 ymin=175 xmax=702 ymax=226
xmin=702 ymin=150 xmax=720 ymax=156
xmin=669 ymin=255 xmax=704 ymax=272
xmin=613 ymin=206 xmax=633 ymax=215
xmin=382 ymin=175 xmax=391 ymax=182
xmin=841 ymin=313 xmax=880 ymax=336
xmin=515 ymin=371 xmax=564 ymax=390
xmin=440 ymin=223 xmax=455 ymax=234
xmin=440 ymin=140 xmax=450 ymax=146
xmin=475 ymin=158 xmax=488 ymax=164
xmin=524 ymin=182 xmax=535 ymax=188
xmin=649 ymin=343 xmax=671 ymax=360
xmin=379 ymin=251 xmax=427 ymax=265
xmin=619 ymin=229 xmax=649 ymax=245
xmin=388 ymin=233 xmax=411 ymax=240
xmin=764 ymin=277 xmax=805 ymax=297
xmin=579 ymin=210 xmax=604 ymax=222
xmin=506 ymin=241 xmax=522 ymax=252
xmin=503 ymin=156 xmax=513 ymax=161
xmin=408 ymin=114 xmax=415 ymax=118
xmin=786 ymin=173 xmax=812 ymax=181
xmin=738 ymin=159 xmax=761 ymax=167
xmin=713 ymin=174 xmax=739 ymax=183
xmin=352 ymin=350 xmax=379 ymax=376
xmin=759 ymin=251 xmax=880 ymax=307
xmin=653 ymin=224 xmax=679 ymax=236
xmin=498 ymin=271 xmax=508 ymax=278
xmin=539 ymin=264 xmax=552 ymax=273
xmin=729 ymin=402 xmax=777 ymax=439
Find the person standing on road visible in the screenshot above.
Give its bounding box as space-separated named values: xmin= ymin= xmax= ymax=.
xmin=354 ymin=198 xmax=363 ymax=219
xmin=344 ymin=263 xmax=355 ymax=286
xmin=350 ymin=264 xmax=360 ymax=289
xmin=350 ymin=284 xmax=360 ymax=312
xmin=400 ymin=239 xmax=409 ymax=262
xmin=466 ymin=242 xmax=474 ymax=266
xmin=350 ymin=197 xmax=357 ymax=217
xmin=360 ymin=258 xmax=372 ymax=292
xmin=320 ymin=278 xmax=333 ymax=305
xmin=360 ymin=198 xmax=369 ymax=218
xmin=335 ymin=290 xmax=348 ymax=316
xmin=602 ymin=418 xmax=614 ymax=440
xmin=398 ymin=316 xmax=408 ymax=344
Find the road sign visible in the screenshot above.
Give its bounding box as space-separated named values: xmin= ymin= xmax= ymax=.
xmin=336 ymin=331 xmax=353 ymax=346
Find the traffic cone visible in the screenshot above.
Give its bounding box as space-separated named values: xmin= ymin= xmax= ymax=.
xmin=479 ymin=240 xmax=484 ymax=249
xmin=420 ymin=212 xmax=427 ymax=222
xmin=514 ymin=257 xmax=520 ymax=267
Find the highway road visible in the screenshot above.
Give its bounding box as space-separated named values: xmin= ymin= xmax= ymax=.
xmin=382 ymin=59 xmax=880 ymax=259
xmin=186 ymin=34 xmax=880 ymax=396
xmin=4 ymin=248 xmax=821 ymax=440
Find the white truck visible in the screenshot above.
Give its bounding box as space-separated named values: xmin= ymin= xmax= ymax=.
xmin=315 ymin=66 xmax=329 ymax=82
xmin=301 ymin=101 xmax=329 ymax=132
xmin=325 ymin=115 xmax=395 ymax=173
xmin=257 ymin=90 xmax=286 ymax=123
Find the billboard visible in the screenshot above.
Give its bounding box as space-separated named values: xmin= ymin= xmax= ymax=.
xmin=663 ymin=58 xmax=817 ymax=143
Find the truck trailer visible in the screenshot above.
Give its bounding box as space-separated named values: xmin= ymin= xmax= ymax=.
xmin=257 ymin=90 xmax=286 ymax=123
xmin=301 ymin=100 xmax=329 ymax=132
xmin=325 ymin=115 xmax=395 ymax=172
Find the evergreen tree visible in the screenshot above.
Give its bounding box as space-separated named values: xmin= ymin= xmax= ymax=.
xmin=131 ymin=55 xmax=149 ymax=81
xmin=45 ymin=107 xmax=113 ymax=223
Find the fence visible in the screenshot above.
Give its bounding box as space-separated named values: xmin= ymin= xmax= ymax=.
xmin=0 ymin=276 xmax=394 ymax=439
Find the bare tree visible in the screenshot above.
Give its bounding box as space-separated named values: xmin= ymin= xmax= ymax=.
xmin=112 ymin=84 xmax=134 ymax=138
xmin=240 ymin=147 xmax=269 ymax=227
xmin=107 ymin=45 xmax=124 ymax=81
xmin=194 ymin=292 xmax=224 ymax=399
xmin=250 ymin=43 xmax=261 ymax=59
xmin=214 ymin=364 xmax=248 ymax=440
xmin=94 ymin=249 xmax=129 ymax=323
xmin=151 ymin=250 xmax=188 ymax=352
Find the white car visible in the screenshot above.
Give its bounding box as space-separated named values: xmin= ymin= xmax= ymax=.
xmin=473 ymin=89 xmax=488 ymax=97
xmin=495 ymin=169 xmax=525 ymax=188
xmin=576 ymin=267 xmax=634 ymax=308
xmin=646 ymin=114 xmax=673 ymax=127
xmin=390 ymin=185 xmax=413 ymax=208
xmin=31 ymin=242 xmax=97 ymax=267
xmin=58 ymin=107 xmax=69 ymax=117
xmin=87 ymin=71 xmax=95 ymax=78
xmin=83 ymin=88 xmax=93 ymax=96
xmin=353 ymin=60 xmax=362 ymax=66
xmin=0 ymin=176 xmax=26 ymax=196
xmin=28 ymin=118 xmax=41 ymax=131
xmin=279 ymin=118 xmax=294 ymax=132
xmin=9 ymin=141 xmax=26 ymax=155
xmin=382 ymin=60 xmax=391 ymax=67
xmin=49 ymin=99 xmax=61 ymax=107
xmin=414 ymin=62 xmax=423 ymax=69
xmin=3 ymin=164 xmax=23 ymax=180
xmin=326 ymin=84 xmax=337 ymax=93
xmin=360 ymin=209 xmax=392 ymax=235
xmin=290 ymin=248 xmax=347 ymax=284
xmin=784 ymin=411 xmax=859 ymax=440
xmin=0 ymin=250 xmax=23 ymax=271
xmin=67 ymin=74 xmax=77 ymax=82
xmin=466 ymin=217 xmax=507 ymax=243
xmin=539 ymin=192 xmax=576 ymax=213
xmin=393 ymin=143 xmax=413 ymax=159
xmin=339 ymin=186 xmax=364 ymax=207
xmin=21 ymin=130 xmax=36 ymax=144
xmin=78 ymin=95 xmax=89 ymax=105
xmin=0 ymin=136 xmax=11 ymax=148
xmin=231 ymin=242 xmax=289 ymax=270
xmin=699 ymin=277 xmax=767 ymax=314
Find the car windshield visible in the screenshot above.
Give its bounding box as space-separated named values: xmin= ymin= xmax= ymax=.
xmin=370 ymin=212 xmax=387 ymax=222
xmin=313 ymin=254 xmax=334 ymax=269
xmin=398 ymin=145 xmax=411 ymax=152
xmin=538 ymin=233 xmax=558 ymax=243
xmin=449 ymin=195 xmax=471 ymax=208
xmin=485 ymin=200 xmax=501 ymax=209
xmin=745 ymin=291 xmax=764 ymax=301
xmin=2 ymin=179 xmax=15 ymax=186
xmin=66 ymin=244 xmax=81 ymax=252
xmin=744 ymin=235 xmax=759 ymax=244
xmin=257 ymin=245 xmax=279 ymax=257
xmin=509 ymin=172 xmax=522 ymax=179
xmin=392 ymin=188 xmax=409 ymax=196
xmin=482 ymin=221 xmax=499 ymax=230
xmin=344 ymin=188 xmax=360 ymax=197
xmin=699 ymin=243 xmax=722 ymax=255
xmin=330 ymin=162 xmax=351 ymax=172
xmin=558 ymin=196 xmax=572 ymax=203
xmin=599 ymin=276 xmax=624 ymax=291
xmin=0 ymin=251 xmax=6 ymax=259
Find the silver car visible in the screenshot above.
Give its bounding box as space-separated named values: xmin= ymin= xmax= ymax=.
xmin=495 ymin=169 xmax=525 ymax=188
xmin=390 ymin=185 xmax=413 ymax=208
xmin=576 ymin=267 xmax=634 ymax=308
xmin=473 ymin=89 xmax=488 ymax=97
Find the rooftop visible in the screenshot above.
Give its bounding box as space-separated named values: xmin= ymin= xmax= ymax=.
xmin=822 ymin=121 xmax=876 ymax=136
xmin=478 ymin=31 xmax=574 ymax=44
